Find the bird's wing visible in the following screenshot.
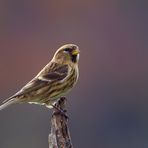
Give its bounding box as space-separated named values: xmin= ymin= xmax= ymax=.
xmin=5 ymin=64 xmax=69 ymax=99
xmin=38 ymin=64 xmax=69 ymax=82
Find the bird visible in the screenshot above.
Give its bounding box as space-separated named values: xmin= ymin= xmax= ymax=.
xmin=0 ymin=44 xmax=80 ymax=111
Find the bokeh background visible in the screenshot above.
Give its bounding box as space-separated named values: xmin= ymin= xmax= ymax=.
xmin=0 ymin=0 xmax=148 ymax=148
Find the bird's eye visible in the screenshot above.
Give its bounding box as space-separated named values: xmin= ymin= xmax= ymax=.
xmin=63 ymin=48 xmax=70 ymax=54
xmin=64 ymin=48 xmax=70 ymax=52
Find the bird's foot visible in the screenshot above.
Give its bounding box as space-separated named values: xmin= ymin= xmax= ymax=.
xmin=51 ymin=104 xmax=68 ymax=119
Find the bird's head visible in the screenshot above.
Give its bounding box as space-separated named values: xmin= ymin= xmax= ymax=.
xmin=52 ymin=44 xmax=80 ymax=64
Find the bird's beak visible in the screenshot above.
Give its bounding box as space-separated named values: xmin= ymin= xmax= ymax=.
xmin=72 ymin=49 xmax=80 ymax=55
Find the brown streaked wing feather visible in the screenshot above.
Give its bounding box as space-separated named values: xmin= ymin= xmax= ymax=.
xmin=42 ymin=64 xmax=68 ymax=80
xmin=12 ymin=64 xmax=69 ymax=98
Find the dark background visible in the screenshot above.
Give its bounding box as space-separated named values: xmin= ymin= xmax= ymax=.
xmin=0 ymin=0 xmax=148 ymax=148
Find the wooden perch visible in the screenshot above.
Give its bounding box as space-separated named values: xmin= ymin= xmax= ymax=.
xmin=48 ymin=97 xmax=73 ymax=148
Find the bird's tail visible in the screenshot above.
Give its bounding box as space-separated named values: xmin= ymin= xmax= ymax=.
xmin=0 ymin=98 xmax=17 ymax=111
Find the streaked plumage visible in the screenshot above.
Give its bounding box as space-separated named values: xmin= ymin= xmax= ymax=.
xmin=0 ymin=44 xmax=80 ymax=110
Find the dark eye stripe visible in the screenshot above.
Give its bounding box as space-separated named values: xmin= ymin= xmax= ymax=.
xmin=64 ymin=48 xmax=74 ymax=53
xmin=64 ymin=48 xmax=69 ymax=52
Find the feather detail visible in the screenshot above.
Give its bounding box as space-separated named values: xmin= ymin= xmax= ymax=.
xmin=0 ymin=98 xmax=17 ymax=110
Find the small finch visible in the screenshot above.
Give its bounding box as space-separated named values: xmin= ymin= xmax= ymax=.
xmin=0 ymin=44 xmax=80 ymax=110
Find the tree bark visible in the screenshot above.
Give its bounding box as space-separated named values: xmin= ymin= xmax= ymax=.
xmin=48 ymin=97 xmax=73 ymax=148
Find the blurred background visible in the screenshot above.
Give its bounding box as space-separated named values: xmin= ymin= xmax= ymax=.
xmin=0 ymin=0 xmax=148 ymax=148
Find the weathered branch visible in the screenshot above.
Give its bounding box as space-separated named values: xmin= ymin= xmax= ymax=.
xmin=48 ymin=97 xmax=73 ymax=148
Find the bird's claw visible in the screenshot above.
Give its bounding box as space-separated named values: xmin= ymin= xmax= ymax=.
xmin=53 ymin=109 xmax=69 ymax=119
xmin=51 ymin=104 xmax=68 ymax=119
